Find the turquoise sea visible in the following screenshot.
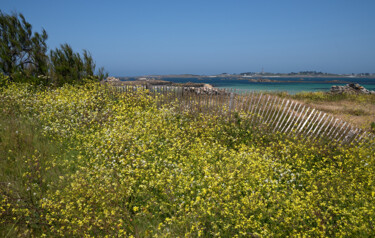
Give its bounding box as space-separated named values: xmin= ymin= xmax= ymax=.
xmin=215 ymin=82 xmax=374 ymax=94
xmin=125 ymin=77 xmax=375 ymax=94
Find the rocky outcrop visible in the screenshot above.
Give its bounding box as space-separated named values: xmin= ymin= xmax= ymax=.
xmin=183 ymin=86 xmax=225 ymax=95
xmin=247 ymin=78 xmax=278 ymax=82
xmin=103 ymin=76 xmax=120 ymax=83
xmin=330 ymin=83 xmax=375 ymax=94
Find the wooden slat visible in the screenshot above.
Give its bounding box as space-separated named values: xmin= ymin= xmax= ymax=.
xmin=277 ymin=100 xmax=293 ymax=132
xmin=247 ymin=92 xmax=256 ymax=120
xmin=284 ymin=103 xmax=302 ymax=134
xmin=252 ymin=93 xmax=263 ymax=124
xmin=356 ymin=131 xmax=368 ymax=144
xmin=288 ymin=105 xmax=306 ymax=135
xmin=246 ymin=91 xmax=255 ymax=118
xmin=259 ymin=95 xmax=271 ymax=122
xmin=273 ymin=100 xmax=290 ymax=132
xmin=263 ymin=96 xmax=278 ymax=124
xmin=338 ymin=124 xmax=351 ymax=142
xmin=297 ymin=108 xmax=315 ymax=134
xmin=320 ymin=116 xmax=334 ymax=138
xmin=334 ymin=121 xmax=347 ymax=140
xmin=306 ymin=111 xmax=322 ymax=137
xmin=326 ymin=118 xmax=339 ymax=138
xmin=312 ymin=113 xmax=327 ymax=139
xmin=269 ymin=98 xmax=286 ymax=127
xmin=329 ymin=120 xmax=343 ymax=140
xmin=281 ymin=101 xmax=298 ymax=133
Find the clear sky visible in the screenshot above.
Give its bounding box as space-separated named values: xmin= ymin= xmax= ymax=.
xmin=2 ymin=0 xmax=375 ymax=76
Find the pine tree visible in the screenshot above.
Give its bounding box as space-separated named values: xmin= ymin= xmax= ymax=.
xmin=50 ymin=44 xmax=98 ymax=86
xmin=0 ymin=11 xmax=48 ymax=81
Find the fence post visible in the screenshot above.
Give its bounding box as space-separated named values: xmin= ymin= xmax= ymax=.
xmin=228 ymin=92 xmax=234 ymax=115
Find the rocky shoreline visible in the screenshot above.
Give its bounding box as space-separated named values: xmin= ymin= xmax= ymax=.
xmin=102 ymin=77 xmax=215 ymax=88
xmin=103 ymin=77 xmax=375 ymax=95
xmin=101 ymin=77 xmax=229 ymax=95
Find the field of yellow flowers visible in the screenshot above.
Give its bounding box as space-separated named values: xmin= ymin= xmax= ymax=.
xmin=1 ymin=81 xmax=374 ymax=237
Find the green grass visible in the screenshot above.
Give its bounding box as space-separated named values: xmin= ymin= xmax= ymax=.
xmin=0 ymin=110 xmax=78 ymax=237
xmin=290 ymin=91 xmax=375 ymax=103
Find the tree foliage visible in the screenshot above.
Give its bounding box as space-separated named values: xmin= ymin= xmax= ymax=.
xmin=0 ymin=11 xmax=48 ymax=80
xmin=0 ymin=11 xmax=108 ymax=86
xmin=50 ymin=44 xmax=106 ymax=86
xmin=97 ymin=66 xmax=109 ymax=81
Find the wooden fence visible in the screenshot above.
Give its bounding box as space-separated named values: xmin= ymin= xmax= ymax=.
xmin=108 ymin=85 xmax=374 ymax=145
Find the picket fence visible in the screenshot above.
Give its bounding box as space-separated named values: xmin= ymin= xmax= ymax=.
xmin=108 ymin=84 xmax=374 ymax=145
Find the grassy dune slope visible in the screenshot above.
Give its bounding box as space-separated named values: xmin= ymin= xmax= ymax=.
xmin=1 ymin=83 xmax=374 ymax=237
xmin=289 ymin=92 xmax=375 ymax=131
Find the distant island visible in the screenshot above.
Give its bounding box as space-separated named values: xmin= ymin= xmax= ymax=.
xmin=113 ymin=71 xmax=375 ymax=92
xmin=119 ymin=71 xmax=375 ymax=81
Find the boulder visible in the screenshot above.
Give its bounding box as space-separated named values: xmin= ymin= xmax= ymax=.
xmin=330 ymin=83 xmax=375 ymax=94
xmin=103 ymin=76 xmax=120 ymax=83
xmin=183 ymin=85 xmax=225 ymax=95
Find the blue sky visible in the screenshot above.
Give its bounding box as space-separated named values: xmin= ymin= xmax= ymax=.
xmin=2 ymin=0 xmax=375 ymax=76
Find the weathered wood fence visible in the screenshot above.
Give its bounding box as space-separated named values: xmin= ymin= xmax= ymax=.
xmin=109 ymin=85 xmax=374 ymax=145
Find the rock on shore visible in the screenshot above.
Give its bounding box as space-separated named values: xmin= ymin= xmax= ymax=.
xmin=330 ymin=83 xmax=375 ymax=94
xmin=103 ymin=76 xmax=120 ymax=82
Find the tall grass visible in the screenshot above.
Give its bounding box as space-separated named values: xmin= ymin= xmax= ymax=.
xmin=0 ymin=103 xmax=78 ymax=237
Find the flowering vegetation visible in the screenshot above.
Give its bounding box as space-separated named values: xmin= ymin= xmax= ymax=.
xmin=1 ymin=80 xmax=375 ymax=237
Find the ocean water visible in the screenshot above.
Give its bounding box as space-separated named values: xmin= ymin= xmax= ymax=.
xmin=125 ymin=77 xmax=375 ymax=94
xmin=215 ymin=82 xmax=371 ymax=94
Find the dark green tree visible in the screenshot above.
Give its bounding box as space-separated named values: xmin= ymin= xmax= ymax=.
xmin=50 ymin=43 xmax=83 ymax=85
xmin=97 ymin=66 xmax=109 ymax=81
xmin=50 ymin=44 xmax=99 ymax=86
xmin=82 ymin=49 xmax=95 ymax=77
xmin=1 ymin=11 xmax=108 ymax=86
xmin=0 ymin=11 xmax=48 ymax=80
